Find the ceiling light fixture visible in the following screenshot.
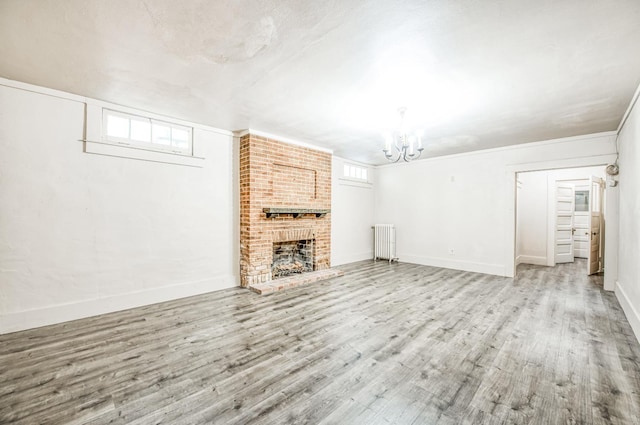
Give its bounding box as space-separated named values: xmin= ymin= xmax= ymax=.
xmin=382 ymin=107 xmax=424 ymax=162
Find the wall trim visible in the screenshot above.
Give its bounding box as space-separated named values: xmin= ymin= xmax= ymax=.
xmin=615 ymin=281 xmax=640 ymax=345
xmin=376 ymin=131 xmax=617 ymax=170
xmin=235 ymin=129 xmax=333 ymax=154
xmin=400 ymin=254 xmax=505 ymax=277
xmin=0 ymin=76 xmax=87 ymax=103
xmin=0 ymin=275 xmax=238 ymax=335
xmin=617 ymin=81 xmax=640 ymax=133
xmin=333 ymin=155 xmax=372 ymax=168
xmin=0 ymin=77 xmax=233 ymax=136
xmin=517 ymin=255 xmax=548 ymax=266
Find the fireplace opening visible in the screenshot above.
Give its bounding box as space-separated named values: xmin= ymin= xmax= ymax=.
xmin=272 ymin=239 xmax=314 ymax=279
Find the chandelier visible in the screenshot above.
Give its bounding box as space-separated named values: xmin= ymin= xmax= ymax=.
xmin=382 ymin=107 xmax=424 ymax=162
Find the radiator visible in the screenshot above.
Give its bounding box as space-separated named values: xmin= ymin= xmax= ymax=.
xmin=373 ymin=224 xmax=398 ymax=263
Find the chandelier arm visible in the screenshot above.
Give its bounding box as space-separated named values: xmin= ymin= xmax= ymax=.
xmin=402 ymin=144 xmax=412 ymax=161
xmin=410 ymin=149 xmax=423 ymax=161
xmin=383 ymin=146 xmax=402 ymax=163
xmin=386 ymin=150 xmax=402 ymax=163
xmin=403 ymin=146 xmax=424 ymax=162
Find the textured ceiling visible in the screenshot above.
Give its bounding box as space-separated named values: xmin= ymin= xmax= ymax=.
xmin=1 ymin=0 xmax=639 ymax=164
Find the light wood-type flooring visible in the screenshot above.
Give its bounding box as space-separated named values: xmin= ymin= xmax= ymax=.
xmin=1 ymin=260 xmax=640 ymax=424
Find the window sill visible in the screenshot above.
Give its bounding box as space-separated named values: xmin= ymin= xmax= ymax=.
xmin=81 ymin=140 xmax=205 ymax=168
xmin=338 ymin=177 xmax=373 ymax=188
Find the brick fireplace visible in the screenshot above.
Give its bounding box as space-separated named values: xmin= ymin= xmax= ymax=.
xmin=239 ymin=133 xmax=332 ymax=288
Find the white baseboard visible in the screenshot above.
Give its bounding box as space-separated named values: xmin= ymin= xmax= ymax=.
xmin=400 ymin=254 xmax=505 ymax=277
xmin=603 ymin=273 xmax=616 ymax=292
xmin=332 ymin=251 xmax=373 ymax=267
xmin=517 ymin=255 xmax=548 ymax=266
xmin=615 ymin=281 xmax=640 ymax=345
xmin=0 ymin=275 xmax=238 ymax=335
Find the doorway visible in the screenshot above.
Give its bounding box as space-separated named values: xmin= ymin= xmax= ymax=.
xmin=515 ymin=166 xmax=606 ymax=276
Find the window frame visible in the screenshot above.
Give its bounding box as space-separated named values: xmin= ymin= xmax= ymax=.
xmin=102 ymin=108 xmax=194 ymax=156
xmin=341 ymin=162 xmax=370 ymax=184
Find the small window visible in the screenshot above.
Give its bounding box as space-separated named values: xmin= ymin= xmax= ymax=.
xmin=343 ymin=163 xmax=369 ymax=182
xmin=103 ymin=109 xmax=193 ymax=155
xmin=575 ymin=191 xmax=589 ymax=212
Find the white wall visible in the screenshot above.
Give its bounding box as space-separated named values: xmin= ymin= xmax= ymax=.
xmin=515 ymin=180 xmax=522 ymax=261
xmin=0 ymin=82 xmax=239 ymax=334
xmin=615 ymin=90 xmax=640 ymax=342
xmin=331 ymin=157 xmax=375 ymax=265
xmin=375 ymin=133 xmax=617 ymax=277
xmin=516 ymin=171 xmax=548 ymax=265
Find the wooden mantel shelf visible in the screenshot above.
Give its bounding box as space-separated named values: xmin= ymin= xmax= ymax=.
xmin=263 ymin=208 xmax=330 ymax=219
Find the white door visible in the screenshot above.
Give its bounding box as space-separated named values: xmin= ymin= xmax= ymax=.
xmin=587 ymin=176 xmax=603 ymax=275
xmin=573 ymin=184 xmax=590 ymax=258
xmin=555 ymin=183 xmax=575 ymax=264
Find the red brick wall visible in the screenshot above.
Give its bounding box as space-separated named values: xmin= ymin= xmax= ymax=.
xmin=239 ymin=133 xmax=332 ymax=287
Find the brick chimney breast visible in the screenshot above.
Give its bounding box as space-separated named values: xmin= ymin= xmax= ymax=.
xmin=239 ymin=134 xmax=331 ymax=287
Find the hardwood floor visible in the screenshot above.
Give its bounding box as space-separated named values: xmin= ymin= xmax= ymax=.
xmin=1 ymin=260 xmax=639 ymax=424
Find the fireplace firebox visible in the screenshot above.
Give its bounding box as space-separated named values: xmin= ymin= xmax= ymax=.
xmin=272 ymin=239 xmax=314 ymax=279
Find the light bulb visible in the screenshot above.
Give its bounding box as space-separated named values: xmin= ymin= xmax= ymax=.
xmin=384 ymin=133 xmax=392 ymax=152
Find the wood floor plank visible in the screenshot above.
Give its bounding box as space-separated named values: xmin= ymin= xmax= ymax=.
xmin=1 ymin=259 xmax=640 ymax=424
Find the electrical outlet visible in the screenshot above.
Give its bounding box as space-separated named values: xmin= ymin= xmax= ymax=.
xmin=449 ymin=248 xmax=455 ymax=255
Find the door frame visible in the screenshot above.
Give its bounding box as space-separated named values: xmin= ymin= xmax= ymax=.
xmin=505 ymin=154 xmax=617 ymax=288
xmin=588 ymin=176 xmax=604 ymax=275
